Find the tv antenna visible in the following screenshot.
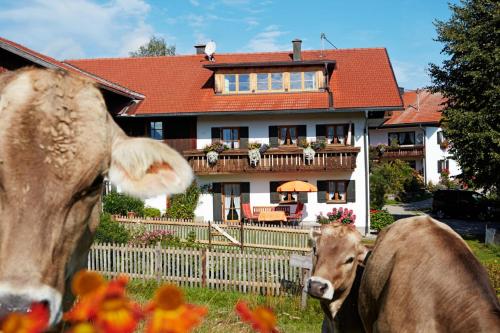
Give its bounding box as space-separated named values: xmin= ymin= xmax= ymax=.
xmin=320 ymin=33 xmax=338 ymax=56
xmin=205 ymin=40 xmax=216 ymax=61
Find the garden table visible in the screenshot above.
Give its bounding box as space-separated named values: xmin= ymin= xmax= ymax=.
xmin=258 ymin=211 xmax=287 ymax=225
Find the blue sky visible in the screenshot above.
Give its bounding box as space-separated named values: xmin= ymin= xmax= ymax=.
xmin=0 ymin=0 xmax=457 ymax=89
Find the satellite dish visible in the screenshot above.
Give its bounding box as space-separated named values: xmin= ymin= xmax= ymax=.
xmin=205 ymin=41 xmax=216 ymax=61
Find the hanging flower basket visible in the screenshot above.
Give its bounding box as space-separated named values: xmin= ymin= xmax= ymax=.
xmin=206 ymin=151 xmax=219 ymax=165
xmin=303 ymin=146 xmax=316 ymax=163
xmin=248 ymin=148 xmax=261 ymax=167
xmin=440 ymin=139 xmax=449 ymax=150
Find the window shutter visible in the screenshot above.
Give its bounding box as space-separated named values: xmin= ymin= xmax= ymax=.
xmin=241 ymin=182 xmax=250 ymax=204
xmin=212 ymin=183 xmax=222 ymax=221
xmin=298 ymin=125 xmax=307 ymax=145
xmin=211 ymin=127 xmax=221 ymax=143
xmin=240 ymin=127 xmax=249 ymax=149
xmin=269 ymin=126 xmax=279 ymax=147
xmin=298 ymin=192 xmax=308 ymax=203
xmin=346 ymin=180 xmax=356 ymax=203
xmin=270 ymin=181 xmax=281 ymax=204
xmin=316 ymin=124 xmax=326 ymax=143
xmin=317 ymin=181 xmax=327 ymax=203
xmin=350 ymin=124 xmax=355 ymax=146
xmin=437 ymin=161 xmax=442 ymax=173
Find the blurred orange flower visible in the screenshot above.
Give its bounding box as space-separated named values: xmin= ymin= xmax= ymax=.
xmin=64 ymin=270 xmax=142 ymax=333
xmin=0 ymin=302 xmax=49 ymax=333
xmin=145 ymin=284 xmax=207 ymax=333
xmin=235 ymin=301 xmax=278 ymax=333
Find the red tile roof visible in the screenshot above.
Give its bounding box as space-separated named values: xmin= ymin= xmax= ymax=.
xmin=65 ymin=48 xmax=403 ymax=115
xmin=383 ymin=89 xmax=446 ymax=126
xmin=0 ymin=37 xmax=143 ymax=99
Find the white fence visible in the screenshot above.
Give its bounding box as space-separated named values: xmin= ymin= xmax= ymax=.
xmin=115 ymin=217 xmax=313 ymax=252
xmin=88 ymin=243 xmax=307 ymax=296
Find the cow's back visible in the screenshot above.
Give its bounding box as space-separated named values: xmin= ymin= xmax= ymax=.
xmin=359 ymin=216 xmax=500 ymax=333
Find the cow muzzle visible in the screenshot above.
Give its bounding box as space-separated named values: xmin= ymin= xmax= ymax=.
xmin=306 ymin=276 xmax=334 ymax=300
xmin=0 ymin=283 xmax=62 ymax=326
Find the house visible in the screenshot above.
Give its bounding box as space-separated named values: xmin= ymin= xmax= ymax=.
xmin=369 ymin=89 xmax=460 ymax=185
xmin=0 ymin=37 xmax=403 ymax=234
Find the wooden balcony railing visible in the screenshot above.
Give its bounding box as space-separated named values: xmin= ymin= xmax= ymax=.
xmin=184 ymin=146 xmax=360 ymax=175
xmin=381 ymin=145 xmax=425 ymax=159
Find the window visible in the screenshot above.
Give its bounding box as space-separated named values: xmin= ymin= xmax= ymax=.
xmin=271 ymin=73 xmax=283 ymax=90
xmin=150 ymin=121 xmax=163 ymax=140
xmin=388 ymin=132 xmax=415 ymax=145
xmin=224 ymin=74 xmax=250 ymax=93
xmin=437 ymin=159 xmax=449 ymax=173
xmin=289 ymin=71 xmax=317 ymax=91
xmin=326 ymin=124 xmax=348 ymax=145
xmin=257 ymin=73 xmax=269 ymax=91
xmin=437 ymin=131 xmax=445 ymax=144
xmin=222 ymin=183 xmax=241 ymax=223
xmin=239 ymin=74 xmax=250 ymax=91
xmin=304 ymin=72 xmax=316 ymax=89
xmin=290 ymin=72 xmax=302 ymax=90
xmin=278 ymin=126 xmax=298 ymax=145
xmin=327 ymin=180 xmax=347 ymax=203
xmin=221 ymin=127 xmax=240 ymax=149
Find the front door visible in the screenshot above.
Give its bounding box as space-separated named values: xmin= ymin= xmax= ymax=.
xmin=222 ymin=183 xmax=241 ymax=223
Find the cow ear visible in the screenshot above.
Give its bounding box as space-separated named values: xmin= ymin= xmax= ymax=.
xmin=309 ymin=228 xmax=322 ymax=244
xmin=108 ymin=137 xmax=193 ymax=199
xmin=357 ymin=245 xmax=369 ymax=266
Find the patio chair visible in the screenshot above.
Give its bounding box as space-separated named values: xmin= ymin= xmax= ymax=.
xmin=287 ymin=202 xmax=304 ymax=225
xmin=242 ymin=203 xmax=258 ymax=223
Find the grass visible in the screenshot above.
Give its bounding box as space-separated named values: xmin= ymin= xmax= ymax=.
xmin=127 ymin=280 xmax=324 ymax=333
xmin=466 ymin=240 xmax=500 ymax=295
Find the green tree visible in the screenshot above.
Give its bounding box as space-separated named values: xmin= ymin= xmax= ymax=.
xmin=130 ymin=36 xmax=176 ymax=57
xmin=370 ymin=160 xmax=415 ymax=209
xmin=429 ymin=0 xmax=500 ymax=194
xmin=103 ymin=191 xmax=145 ymax=216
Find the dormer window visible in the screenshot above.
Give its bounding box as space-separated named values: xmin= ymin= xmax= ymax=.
xmin=224 ymin=74 xmax=250 ymax=93
xmin=290 ymin=71 xmax=317 ymax=91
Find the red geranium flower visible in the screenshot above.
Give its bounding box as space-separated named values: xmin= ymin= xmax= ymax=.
xmin=1 ymin=302 xmax=49 ymax=333
xmin=235 ymin=301 xmax=278 ymax=333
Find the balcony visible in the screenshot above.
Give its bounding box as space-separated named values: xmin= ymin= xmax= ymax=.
xmin=184 ymin=146 xmax=360 ymax=175
xmin=380 ymin=145 xmax=425 ymax=159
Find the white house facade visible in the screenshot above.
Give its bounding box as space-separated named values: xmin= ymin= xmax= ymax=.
xmin=0 ymin=37 xmax=402 ymax=234
xmin=368 ymin=89 xmax=460 ymax=185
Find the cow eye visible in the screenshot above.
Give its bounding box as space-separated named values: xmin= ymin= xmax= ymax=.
xmin=89 ymin=174 xmax=104 ymax=191
xmin=344 ymin=257 xmax=354 ymax=264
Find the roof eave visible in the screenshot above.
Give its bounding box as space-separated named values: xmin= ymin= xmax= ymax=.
xmin=203 ymin=60 xmax=336 ymax=70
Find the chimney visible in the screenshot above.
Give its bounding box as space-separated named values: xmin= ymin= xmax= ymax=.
xmin=398 ymin=87 xmax=405 ymax=96
xmin=194 ymin=44 xmax=206 ymax=55
xmin=292 ymin=39 xmax=302 ymax=61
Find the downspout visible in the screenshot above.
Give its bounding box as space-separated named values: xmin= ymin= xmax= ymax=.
xmin=364 ymin=110 xmax=370 ymax=235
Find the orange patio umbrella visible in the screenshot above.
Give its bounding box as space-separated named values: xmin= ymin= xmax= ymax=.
xmin=277 ymin=180 xmax=318 ymax=192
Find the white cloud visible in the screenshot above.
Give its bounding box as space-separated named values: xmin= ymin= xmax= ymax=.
xmin=392 ymin=60 xmax=432 ymax=89
xmin=245 ymin=25 xmax=289 ymax=52
xmin=189 ymin=0 xmax=200 ymax=6
xmin=0 ymin=0 xmax=157 ymax=59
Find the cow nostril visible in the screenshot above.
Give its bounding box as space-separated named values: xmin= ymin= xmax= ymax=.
xmin=319 ymin=283 xmax=328 ymax=293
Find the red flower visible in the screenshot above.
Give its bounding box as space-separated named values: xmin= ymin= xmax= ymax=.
xmin=1 ymin=303 xmax=49 ymax=333
xmin=235 ymin=301 xmax=278 ymax=333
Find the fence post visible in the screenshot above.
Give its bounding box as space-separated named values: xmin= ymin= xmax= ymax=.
xmin=155 ymin=242 xmax=161 ymax=284
xmin=240 ymin=221 xmax=244 ymax=252
xmin=201 ymin=248 xmax=207 ymax=288
xmin=208 ymin=220 xmax=212 ymax=250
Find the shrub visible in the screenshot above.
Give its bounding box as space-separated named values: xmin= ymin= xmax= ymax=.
xmin=166 ymin=182 xmax=201 ymax=219
xmin=103 ymin=191 xmax=145 ymax=216
xmin=130 ymin=229 xmax=177 ymax=246
xmin=144 ymin=207 xmax=161 ymax=218
xmin=95 ymin=213 xmax=130 ymax=244
xmin=370 ymin=209 xmax=395 ymax=231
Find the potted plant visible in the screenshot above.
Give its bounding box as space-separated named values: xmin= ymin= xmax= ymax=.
xmin=203 ymin=142 xmax=227 ymax=165
xmin=247 ymin=142 xmax=262 ymax=166
xmin=440 ymin=139 xmax=449 ymax=150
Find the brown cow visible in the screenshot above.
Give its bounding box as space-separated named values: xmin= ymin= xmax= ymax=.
xmin=309 ymin=217 xmax=500 ymax=333
xmin=0 ymin=68 xmax=193 ymax=325
xmin=307 ymin=223 xmax=368 ymax=332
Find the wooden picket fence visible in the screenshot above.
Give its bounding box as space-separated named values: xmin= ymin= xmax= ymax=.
xmin=88 ymin=243 xmax=307 ymax=296
xmin=114 ymin=217 xmax=313 ymax=252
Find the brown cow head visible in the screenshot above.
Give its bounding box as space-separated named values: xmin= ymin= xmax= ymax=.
xmin=306 ymin=223 xmax=368 ymax=318
xmin=0 ymin=68 xmax=193 ymax=324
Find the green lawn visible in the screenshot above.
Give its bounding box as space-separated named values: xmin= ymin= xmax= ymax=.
xmin=466 ymin=240 xmax=500 ymax=295
xmin=127 ymin=280 xmax=324 ymax=333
